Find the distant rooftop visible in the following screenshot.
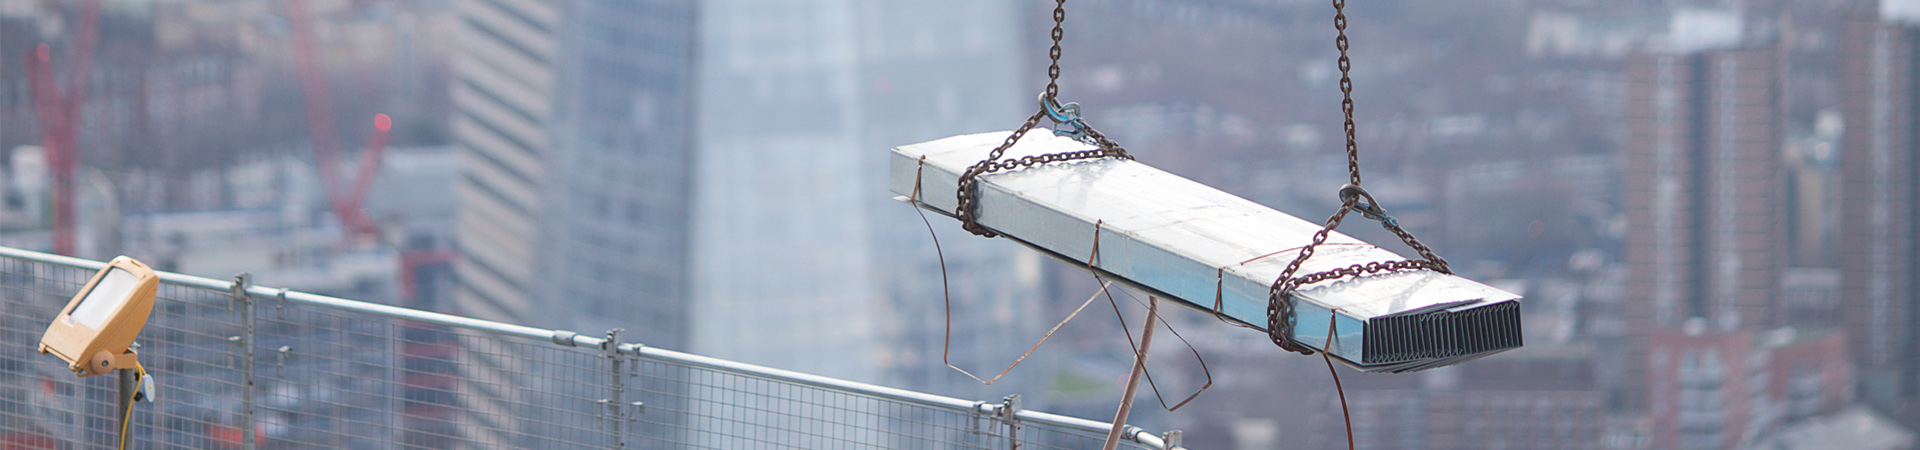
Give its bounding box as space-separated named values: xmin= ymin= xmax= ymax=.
xmin=1758 ymin=406 xmax=1915 ymax=450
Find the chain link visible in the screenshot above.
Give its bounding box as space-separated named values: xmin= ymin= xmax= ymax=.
xmin=953 ymin=0 xmax=1453 ymax=357
xmin=1334 ymin=0 xmax=1359 ymax=187
xmin=957 ymin=0 xmax=1133 ymax=238
xmin=1267 ymin=205 xmax=1351 ymax=354
xmin=957 ymin=110 xmax=1045 ymax=238
xmin=1385 ymin=219 xmax=1451 ymax=274
xmin=1265 ymin=0 xmax=1453 ymax=355
xmin=1047 ymin=0 xmax=1064 ymax=100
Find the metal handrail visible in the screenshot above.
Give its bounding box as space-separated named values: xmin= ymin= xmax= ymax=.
xmin=0 ymin=246 xmax=1183 ymax=449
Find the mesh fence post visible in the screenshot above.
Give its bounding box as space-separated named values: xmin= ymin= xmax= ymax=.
xmin=601 ymin=328 xmax=625 ymax=448
xmin=229 ymin=273 xmax=256 ymax=450
xmin=623 ymin=343 xmax=644 ymax=443
xmin=1002 ymin=394 xmax=1022 ymax=450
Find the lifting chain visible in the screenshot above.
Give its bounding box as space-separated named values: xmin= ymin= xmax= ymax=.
xmin=1266 ymin=0 xmax=1453 ymax=355
xmin=957 ymin=0 xmax=1133 ymax=238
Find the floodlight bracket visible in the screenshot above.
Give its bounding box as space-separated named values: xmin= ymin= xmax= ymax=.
xmin=91 ymin=348 xmax=139 ymax=375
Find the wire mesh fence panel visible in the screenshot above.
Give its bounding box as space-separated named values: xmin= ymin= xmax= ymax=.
xmin=252 ymin=307 xmax=621 ymax=450
xmin=0 ymin=258 xmax=246 ymax=449
xmin=133 ymin=281 xmax=250 ymax=450
xmin=253 ymin=305 xmax=402 ymax=449
xmin=0 ymin=251 xmax=1186 ymax=450
xmin=442 ymin=329 xmax=618 ymax=449
xmin=625 ymin=357 xmax=1010 ymax=449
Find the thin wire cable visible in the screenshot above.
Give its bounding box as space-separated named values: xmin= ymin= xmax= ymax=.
xmin=117 ymin=362 xmax=146 ymax=450
xmin=912 ymin=157 xmax=1106 ymax=385
xmin=1239 ymin=243 xmax=1370 ymax=267
xmin=1090 ymin=221 xmax=1211 ymax=411
xmin=1324 ymin=317 xmax=1354 ymax=450
xmin=1108 ymin=285 xmax=1212 ymax=411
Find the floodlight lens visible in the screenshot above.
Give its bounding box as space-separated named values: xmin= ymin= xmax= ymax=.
xmin=69 ymin=267 xmax=139 ymax=330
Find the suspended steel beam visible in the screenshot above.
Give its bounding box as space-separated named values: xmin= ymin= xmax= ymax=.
xmin=890 ymin=132 xmax=1522 ymax=372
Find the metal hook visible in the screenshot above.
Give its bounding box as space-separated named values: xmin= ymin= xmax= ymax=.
xmin=1337 ymin=184 xmax=1394 ymax=225
xmin=1039 ymin=93 xmax=1095 ymax=145
xmin=1040 ymin=94 xmax=1077 ymax=123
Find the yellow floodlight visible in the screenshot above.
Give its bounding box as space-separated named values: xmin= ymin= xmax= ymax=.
xmin=38 ymin=256 xmax=158 ymax=377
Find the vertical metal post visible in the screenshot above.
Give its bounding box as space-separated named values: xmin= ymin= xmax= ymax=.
xmin=1103 ymin=297 xmax=1159 ymax=450
xmin=626 ymin=343 xmax=645 ymax=437
xmin=117 ymin=367 xmax=135 ymax=446
xmin=602 ymin=329 xmax=625 ymax=448
xmin=1001 ymin=394 xmax=1022 ymax=450
xmin=231 ymin=273 xmax=256 ymax=450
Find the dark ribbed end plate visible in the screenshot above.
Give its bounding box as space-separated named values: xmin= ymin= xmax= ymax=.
xmin=1361 ymin=300 xmax=1522 ymax=366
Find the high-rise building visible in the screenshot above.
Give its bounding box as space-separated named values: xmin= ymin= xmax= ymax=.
xmin=450 ymin=0 xmax=694 ymax=347
xmin=1839 ymin=5 xmax=1920 ymax=406
xmin=1621 ymin=42 xmax=1787 ymax=409
xmin=689 ymin=0 xmax=1048 ymax=398
xmin=450 ymin=0 xmax=695 ymax=446
xmin=1644 ymin=324 xmax=1851 ymax=450
xmin=1309 ymin=343 xmax=1607 ymax=450
xmin=449 ymin=0 xmax=557 ymax=327
xmin=456 ymin=0 xmax=1045 ymax=425
xmin=1827 ymin=5 xmax=1920 ymax=405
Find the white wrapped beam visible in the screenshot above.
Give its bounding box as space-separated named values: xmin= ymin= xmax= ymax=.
xmin=889 ymin=132 xmax=1522 ymax=372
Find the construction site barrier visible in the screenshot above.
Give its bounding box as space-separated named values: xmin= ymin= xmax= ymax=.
xmin=0 ymin=246 xmax=1182 ymax=449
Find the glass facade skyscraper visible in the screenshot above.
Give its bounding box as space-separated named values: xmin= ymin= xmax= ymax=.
xmin=455 ymin=0 xmax=1051 ymax=409
xmin=690 ymin=0 xmax=1051 ymax=399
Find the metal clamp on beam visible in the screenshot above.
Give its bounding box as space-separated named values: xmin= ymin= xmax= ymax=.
xmin=889 ymin=132 xmax=1523 ymax=372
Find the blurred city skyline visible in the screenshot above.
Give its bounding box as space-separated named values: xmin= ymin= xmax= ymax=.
xmin=2 ymin=0 xmax=1917 ymax=448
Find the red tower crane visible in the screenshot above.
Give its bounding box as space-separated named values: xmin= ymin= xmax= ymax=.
xmin=283 ymin=0 xmax=453 ymax=304
xmin=284 ymin=0 xmax=390 ymax=240
xmin=23 ymin=0 xmax=101 ymax=256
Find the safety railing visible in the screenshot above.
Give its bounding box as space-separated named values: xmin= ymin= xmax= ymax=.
xmin=0 ymin=246 xmax=1184 ymax=449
